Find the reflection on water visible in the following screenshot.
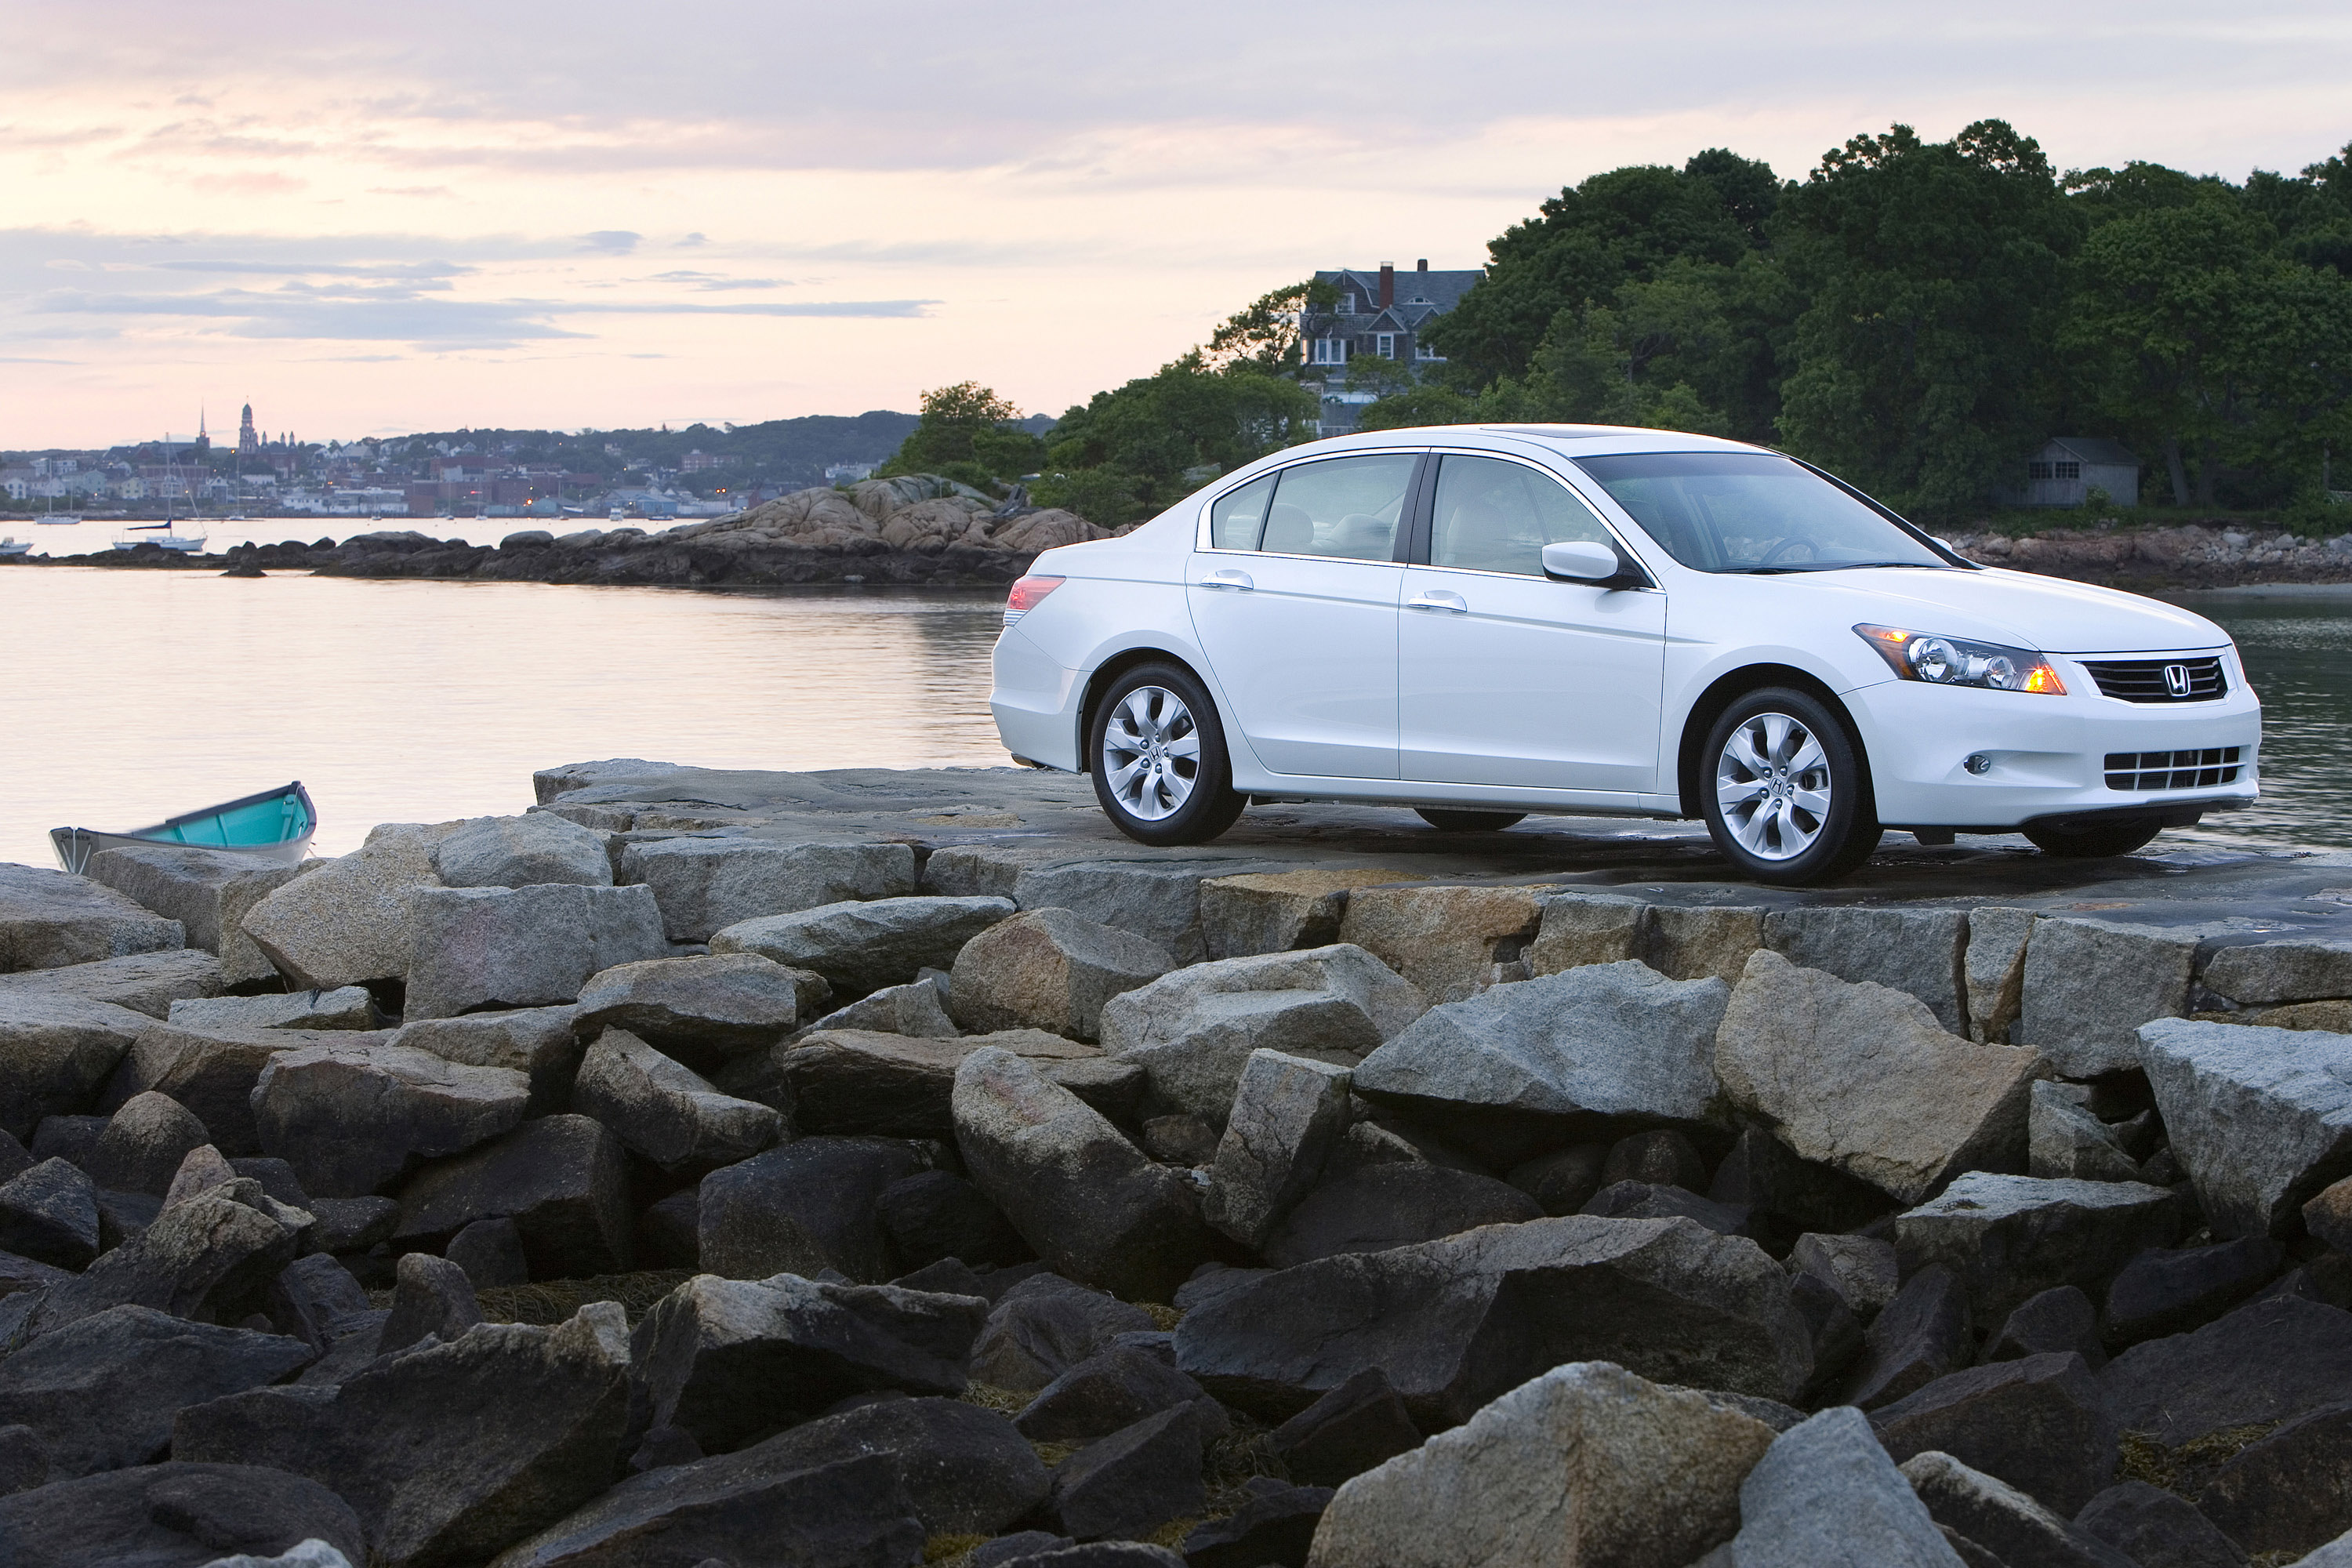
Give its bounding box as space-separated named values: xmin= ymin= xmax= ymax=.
xmin=2175 ymin=592 xmax=2352 ymax=851
xmin=0 ymin=570 xmax=1011 ymax=867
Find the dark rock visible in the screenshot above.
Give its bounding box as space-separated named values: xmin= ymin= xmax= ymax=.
xmin=0 ymin=1461 xmax=365 ymax=1568
xmin=160 ymin=1143 xmax=235 ymax=1211
xmin=1710 ymin=1126 xmax=1896 ymax=1239
xmin=1015 ymin=1343 xmax=1216 ymax=1443
xmin=1602 ymin=1127 xmax=1708 ymax=1190
xmin=227 ymin=1156 xmax=312 ymax=1210
xmin=86 ymin=1091 xmax=211 ymax=1196
xmin=0 ymin=1304 xmax=311 ymax=1477
xmin=710 ymin=894 xmax=1017 ymax=996
xmin=1844 ymin=1263 xmax=1973 ymax=1410
xmin=2103 ymin=1237 xmax=2286 ymax=1349
xmin=102 ymin=1022 xmax=396 ymax=1156
xmin=635 ymin=1189 xmax=699 ymax=1270
xmin=27 ymin=1113 xmax=104 ymax=1167
xmin=31 ymin=1184 xmax=303 ymax=1334
xmin=1897 ymin=1173 xmax=2183 ymax=1323
xmin=1265 ymin=1163 xmax=1541 ymax=1268
xmin=0 ymin=1156 xmax=100 ymax=1268
xmin=571 ymin=952 xmax=818 ymax=1074
xmin=1789 ymin=1269 xmax=1863 ymax=1399
xmin=0 ymin=1250 xmax=68 ymax=1301
xmin=390 ymin=1004 xmax=585 ymax=1118
xmin=263 ymin=1253 xmax=372 ymax=1353
xmin=1000 ymin=1546 xmax=1185 ymax=1568
xmin=0 ymin=949 xmax=223 ymax=1022
xmin=1142 ymin=1113 xmax=1220 ymax=1167
xmin=393 ymin=1114 xmax=633 ymax=1279
xmin=0 ymin=998 xmax=153 ymax=1145
xmin=0 ymin=1426 xmax=42 ymax=1497
xmin=1182 ymin=1483 xmax=1331 ymax=1568
xmin=762 ymin=1027 xmax=1092 ymax=1138
xmin=878 ymin=1167 xmax=1029 ymax=1271
xmin=2099 ymin=1297 xmax=2352 ymax=1447
xmin=698 ymin=1135 xmax=936 ymax=1283
xmin=1506 ymin=1144 xmax=1606 ymax=1216
xmin=2194 ymin=1401 xmax=2352 ymax=1559
xmin=1047 ymin=1405 xmax=1205 ymax=1542
xmin=447 ymin=1215 xmax=529 ymax=1288
xmin=0 ymin=1129 xmax=30 ymax=1185
xmin=571 ymin=1025 xmax=782 ymax=1174
xmin=307 ymin=1195 xmax=398 ymax=1254
xmin=1871 ymin=1352 xmax=2118 ymax=1515
xmin=976 ymin=1533 xmax=1078 ymax=1567
xmin=1266 ymin=1366 xmax=1421 ymax=1487
xmin=630 ymin=1272 xmax=985 ymax=1452
xmin=724 ymin=1394 xmax=1047 ymax=1537
xmin=894 ymin=1256 xmax=989 ymax=1297
xmin=972 ymin=1273 xmax=1156 ymax=1394
xmin=2073 ymin=1480 xmax=2249 ymax=1568
xmin=1581 ymin=1179 xmax=1754 ymax=1238
xmin=1987 ymin=1286 xmax=2106 ymax=1369
xmin=172 ymin=1305 xmax=635 ymax=1568
xmin=250 ymin=1040 xmax=529 ymax=1197
xmin=1900 ymin=1449 xmax=2138 ymax=1568
xmin=95 ymin=1186 xmax=162 ymax=1248
xmin=378 ymin=1250 xmax=483 ymax=1353
xmin=1787 ymin=1232 xmax=1900 ymax=1320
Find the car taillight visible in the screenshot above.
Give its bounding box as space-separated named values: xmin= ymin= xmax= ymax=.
xmin=1006 ymin=575 xmax=1065 ymax=617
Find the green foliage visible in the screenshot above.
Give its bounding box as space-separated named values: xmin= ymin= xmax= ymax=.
xmin=1355 ymin=383 xmax=1478 ymax=432
xmin=879 ymin=382 xmax=1044 ymax=487
xmin=1203 ymin=279 xmax=1338 ymax=373
xmin=1038 ymin=352 xmax=1317 ymax=522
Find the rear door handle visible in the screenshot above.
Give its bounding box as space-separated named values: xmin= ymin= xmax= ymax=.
xmin=1406 ymin=589 xmax=1468 ymax=613
xmin=1199 ymin=568 xmax=1254 ymax=590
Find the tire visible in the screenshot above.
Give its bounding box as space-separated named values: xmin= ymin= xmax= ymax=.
xmin=1415 ymin=809 xmax=1526 ymax=832
xmin=1087 ymin=662 xmax=1247 ymax=847
xmin=2024 ymin=819 xmax=2164 ymax=858
xmin=1699 ymin=687 xmax=1883 ymax=886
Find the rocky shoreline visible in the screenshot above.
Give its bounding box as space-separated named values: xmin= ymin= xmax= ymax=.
xmin=2 ymin=762 xmax=2352 ymax=1565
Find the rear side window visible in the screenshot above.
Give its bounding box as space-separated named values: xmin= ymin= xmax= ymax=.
xmin=1208 ymin=474 xmax=1276 ymax=550
xmin=1260 ymin=454 xmax=1417 ymax=562
xmin=1428 ymin=455 xmax=1613 ymax=576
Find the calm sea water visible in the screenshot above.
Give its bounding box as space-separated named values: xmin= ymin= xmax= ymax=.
xmin=0 ymin=571 xmax=2339 ymax=870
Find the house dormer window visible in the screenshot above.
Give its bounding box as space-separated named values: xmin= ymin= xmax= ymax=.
xmin=1336 ymin=292 xmax=1356 ymax=315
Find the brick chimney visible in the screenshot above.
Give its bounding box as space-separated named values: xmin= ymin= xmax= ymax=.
xmin=1378 ymin=262 xmax=1394 ymax=310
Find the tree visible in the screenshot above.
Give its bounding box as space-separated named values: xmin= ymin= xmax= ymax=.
xmin=880 ymin=382 xmax=1043 ymax=487
xmin=1035 ymin=353 xmax=1317 ymax=524
xmin=1203 ymin=280 xmax=1338 ymax=373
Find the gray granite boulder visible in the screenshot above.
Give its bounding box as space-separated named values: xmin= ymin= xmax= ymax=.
xmin=2030 ymin=1081 xmax=2143 ymax=1182
xmin=428 ymin=813 xmax=612 ymax=889
xmin=2140 ymin=1017 xmax=2352 ymax=1239
xmin=0 ymin=1156 xmax=100 ymax=1268
xmin=2018 ymin=917 xmax=2201 ymax=1077
xmin=571 ymin=952 xmax=819 ymax=1074
xmin=2099 ymin=1296 xmax=2352 ymax=1448
xmin=403 ymin=883 xmax=669 ymax=1021
xmin=2201 ymin=936 xmax=2352 ymax=1007
xmin=1964 ymin=906 xmax=2037 ymax=1044
xmin=0 ymin=862 xmax=186 ymax=974
xmin=793 ymin=975 xmax=960 ymax=1041
xmin=697 ymin=1135 xmax=936 ymax=1283
xmin=711 ymin=895 xmax=1016 ymax=995
xmin=167 ymin=989 xmax=379 ymax=1033
xmin=1763 ymin=905 xmax=1969 ymax=1034
xmin=1336 ymin=883 xmax=1548 ymax=1003
xmin=0 ymin=949 xmax=223 ymax=1021
xmin=766 ymin=1027 xmax=1105 ymax=1139
xmin=240 ymin=822 xmax=460 ymax=989
xmin=252 ymin=1043 xmax=529 ymax=1197
xmin=1896 ymin=1174 xmax=2180 ymax=1321
xmin=1873 ymin=1352 xmax=2120 ymax=1515
xmin=32 ymin=1182 xmax=306 ymax=1334
xmin=1704 ymin=1406 xmax=1962 ymax=1567
xmin=1014 ymin=1343 xmax=1215 ymax=1443
xmin=1264 ymin=1163 xmax=1542 ymax=1268
xmin=0 ymin=1462 xmax=365 ymax=1568
xmin=103 ymin=1022 xmax=393 ymax=1156
xmin=1523 ymin=890 xmax=1648 ymax=975
xmin=0 ymin=995 xmax=153 ymax=1140
xmin=1788 ymin=1232 xmax=1900 ymax=1321
xmin=388 ymin=1006 xmax=582 ymax=1117
xmin=1044 ymin=1405 xmax=1206 ymax=1543
xmin=1899 ymin=1450 xmax=2136 ymax=1568
xmin=570 ymin=1027 xmax=780 ymax=1174
xmin=1200 ymin=868 xmax=1419 ymax=962
xmin=952 ymin=908 xmax=1174 ymax=1044
xmin=83 ymin=846 xmax=306 ymax=989
xmin=393 ymin=1114 xmax=633 ymax=1277
xmin=1203 ymin=1050 xmax=1353 ymax=1249
xmin=1638 ymin=905 xmax=1766 ymax=985
xmin=971 ymin=1272 xmax=1156 ymax=1393
xmin=87 ymin=1089 xmax=212 ymax=1196
xmin=619 ymin=835 xmax=917 ymax=942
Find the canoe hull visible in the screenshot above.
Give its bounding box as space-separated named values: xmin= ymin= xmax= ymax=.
xmin=52 ymin=782 xmax=318 ymax=875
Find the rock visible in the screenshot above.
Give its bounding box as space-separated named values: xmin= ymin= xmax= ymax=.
xmin=252 ymin=1043 xmax=529 ymax=1197
xmin=402 ymin=884 xmax=670 ymax=1021
xmin=1900 ymin=1450 xmax=2138 ymax=1568
xmin=264 ymin=1253 xmax=372 ymax=1352
xmin=2140 ymin=1018 xmax=2352 ymax=1240
xmin=1177 ymin=1215 xmax=1813 ymax=1424
xmin=1872 ymin=1353 xmax=2118 ymax=1515
xmin=2105 ymin=1296 xmax=2352 ymax=1449
xmin=0 ymin=1305 xmax=312 ymax=1477
xmin=107 ymin=1023 xmax=395 ymax=1156
xmin=87 ymin=1090 xmax=212 ymax=1196
xmin=943 ymin=852 xmax=1250 ymax=967
xmin=394 ymin=1115 xmax=633 ymax=1278
xmin=1203 ymin=1050 xmax=1353 ymax=1248
xmin=169 ymin=989 xmax=380 ymax=1033
xmin=572 ymin=952 xmax=818 ymax=1076
xmin=0 ymin=862 xmax=186 ymax=973
xmin=83 ymin=846 xmax=306 ymax=989
xmin=1986 ymin=1286 xmax=2105 ymax=1368
xmin=0 ymin=1462 xmax=365 ymax=1568
xmin=1697 ymin=1406 xmax=1962 ymax=1566
xmin=1268 ymin=1366 xmax=1422 ymax=1487
xmin=240 ymin=822 xmax=460 ymax=989
xmin=636 ymin=1189 xmax=700 ymax=1269
xmin=953 ymin=908 xmax=1174 ymax=1044
xmin=1014 ymin=1343 xmax=1214 ymax=1443
xmin=571 ymin=1028 xmax=780 ymax=1174
xmin=1047 ymin=1406 xmax=1205 ymax=1542
xmin=1183 ymin=1483 xmax=1332 ymax=1568
xmin=971 ymin=1272 xmax=1156 ymax=1393
xmin=2072 ymin=1479 xmax=2249 ymax=1568
xmin=32 ymin=1181 xmax=303 ymax=1333
xmin=378 ymin=1251 xmax=483 ymax=1352
xmin=954 ymin=1047 xmax=1212 ymax=1301
xmin=1335 ymin=884 xmax=1545 ymax=1003
xmin=389 ymin=1006 xmax=582 ymax=1118
xmin=1788 ymin=1232 xmax=1900 ymax=1320
xmin=0 ymin=1130 xmax=31 ymax=1187
xmin=2310 ymin=1176 xmax=2352 ymax=1253
xmin=1200 ymin=869 xmax=1420 ymax=961
xmin=1524 ymin=890 xmax=1648 ymax=975
xmin=2019 ymin=918 xmax=2201 ymax=1077
xmin=1139 ymin=1114 xmax=1218 ymax=1165
xmin=877 ymin=1169 xmax=1029 ymax=1270
xmin=2201 ymin=936 xmax=2352 ymax=1006
xmin=1099 ymin=946 xmax=1424 ymax=1129
xmin=2187 ymin=1402 xmax=2352 ymax=1558
xmin=173 ymin=1305 xmax=635 ymax=1568
xmin=1715 ymin=951 xmax=2041 ymax=1203
xmin=2104 ymin=1237 xmax=2285 ymax=1348
xmin=632 ymin=1272 xmax=985 ymax=1451
xmin=2031 ymin=1081 xmax=2144 ymax=1182
xmin=429 ymin=814 xmax=612 ymax=889
xmin=0 ymin=1426 xmax=41 ymax=1496
xmin=1308 ymin=1359 xmax=1772 ymax=1568
xmin=1711 ymin=1128 xmax=1895 ymax=1240
xmin=1763 ymin=905 xmax=1969 ymax=1034
xmin=767 ymin=1027 xmax=1102 ymax=1140
xmin=1603 ymin=1128 xmax=1710 ymax=1189
xmin=28 ymin=1113 xmax=103 ymax=1165
xmin=306 ymin=1196 xmax=397 ymax=1255
xmin=0 ymin=995 xmax=152 ymax=1140
xmin=0 ymin=1156 xmax=100 ymax=1268
xmin=1639 ymin=904 xmax=1766 ymax=985
xmin=2299 ymin=1530 xmax=2352 ymax=1567
xmin=1845 ymin=1265 xmax=1973 ymax=1409
xmin=698 ymin=1135 xmax=935 ymax=1283
xmin=1508 ymin=1144 xmax=1609 ymax=1216
xmin=1897 ymin=1174 xmax=2181 ymax=1321
xmin=1965 ymin=906 xmax=2038 ymax=1044
xmin=1266 ymin=1163 xmax=1540 ymax=1267
xmin=1581 ymin=1179 xmax=1752 ymax=1238
xmin=227 ymin=1154 xmax=310 ymax=1209
xmin=0 ymin=949 xmax=224 ymax=1021
xmin=740 ymin=1395 xmax=1047 ymax=1537
xmin=619 ymin=836 xmax=917 ymax=942
xmin=710 ymin=895 xmax=1015 ymax=994
xmin=794 ymin=975 xmax=960 ymax=1042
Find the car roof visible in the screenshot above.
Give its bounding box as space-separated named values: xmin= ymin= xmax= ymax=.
xmin=1284 ymin=423 xmax=1768 ymax=461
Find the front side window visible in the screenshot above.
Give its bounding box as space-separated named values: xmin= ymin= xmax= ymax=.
xmin=1574 ymin=452 xmax=1947 ymax=574
xmin=1429 ymin=455 xmax=1614 ymax=576
xmin=1258 ymin=453 xmax=1416 ymax=561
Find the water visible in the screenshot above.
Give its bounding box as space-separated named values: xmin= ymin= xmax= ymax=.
xmin=0 ymin=572 xmax=2343 ymax=871
xmin=2 ymin=514 xmax=602 ymax=559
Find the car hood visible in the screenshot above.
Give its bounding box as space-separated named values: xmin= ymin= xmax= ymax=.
xmin=1736 ymin=565 xmax=2230 ymax=654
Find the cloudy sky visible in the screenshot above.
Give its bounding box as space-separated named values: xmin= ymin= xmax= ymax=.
xmin=4 ymin=0 xmax=2347 ymax=447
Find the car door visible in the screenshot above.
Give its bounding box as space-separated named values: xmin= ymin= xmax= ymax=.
xmin=1398 ymin=452 xmax=1667 ymax=795
xmin=1186 ymin=451 xmax=1421 ymax=779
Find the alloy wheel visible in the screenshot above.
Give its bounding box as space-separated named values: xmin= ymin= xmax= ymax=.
xmin=1100 ymin=684 xmax=1200 ymax=822
xmin=1715 ymin=710 xmax=1833 ymax=862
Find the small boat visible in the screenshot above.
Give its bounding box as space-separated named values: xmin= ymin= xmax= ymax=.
xmin=113 ymin=532 xmax=208 ymax=553
xmin=52 ymin=781 xmax=317 ymax=875
xmin=34 ymin=513 xmax=78 ymax=526
xmin=0 ymin=538 xmax=27 ymax=557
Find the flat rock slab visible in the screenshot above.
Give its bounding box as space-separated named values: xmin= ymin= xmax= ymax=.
xmin=619 ymin=835 xmax=917 ymax=942
xmin=106 ymin=1022 xmax=397 ymax=1156
xmin=82 ymin=846 xmax=306 ymax=989
xmin=0 ymin=949 xmax=223 ymax=1021
xmin=404 ymin=884 xmax=670 ymax=1021
xmin=252 ymin=1041 xmax=532 ymax=1197
xmin=773 ymin=1027 xmax=1102 ymax=1141
xmin=1896 ymin=1173 xmax=2181 ymax=1323
xmin=0 ymin=863 xmax=185 ymax=974
xmin=0 ymin=1461 xmax=367 ymax=1568
xmin=2140 ymin=1017 xmax=2352 ymax=1240
xmin=711 ymin=894 xmax=1015 ymax=993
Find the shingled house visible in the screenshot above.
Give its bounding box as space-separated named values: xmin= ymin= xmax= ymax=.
xmin=1299 ymin=260 xmax=1481 ymax=435
xmin=2005 ymin=437 xmax=2143 ymax=508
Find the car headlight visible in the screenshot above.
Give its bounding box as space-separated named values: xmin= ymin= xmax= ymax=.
xmin=1855 ymin=623 xmax=2065 ymax=694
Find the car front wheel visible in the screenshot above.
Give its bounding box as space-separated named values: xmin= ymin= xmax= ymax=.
xmin=1088 ymin=662 xmax=1247 ymax=847
xmin=1700 ymin=688 xmax=1882 ymax=886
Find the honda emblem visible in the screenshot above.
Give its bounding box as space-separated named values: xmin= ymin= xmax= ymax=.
xmin=2164 ymin=663 xmax=2192 ymax=698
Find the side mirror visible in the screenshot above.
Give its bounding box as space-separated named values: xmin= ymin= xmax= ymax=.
xmin=1542 ymin=539 xmax=1625 ymax=583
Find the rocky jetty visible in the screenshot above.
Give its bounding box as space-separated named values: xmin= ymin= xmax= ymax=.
xmin=1945 ymin=521 xmax=2352 ymax=591
xmin=3 ymin=765 xmax=2352 ymax=1566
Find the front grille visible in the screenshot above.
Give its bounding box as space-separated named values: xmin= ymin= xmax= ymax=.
xmin=2082 ymin=656 xmax=2227 ymax=702
xmin=2105 ymin=747 xmax=2243 ymax=792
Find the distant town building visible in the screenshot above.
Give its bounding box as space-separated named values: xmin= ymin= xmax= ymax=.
xmin=825 ymin=462 xmax=876 ymax=484
xmin=238 ymin=403 xmax=260 ymax=459
xmin=2006 ymin=437 xmax=2142 ymax=508
xmin=681 ymin=449 xmax=723 ymax=473
xmin=1298 ymin=259 xmax=1480 ymax=436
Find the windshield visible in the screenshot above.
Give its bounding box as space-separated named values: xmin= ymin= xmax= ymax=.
xmin=1572 ymin=452 xmax=1950 ymax=574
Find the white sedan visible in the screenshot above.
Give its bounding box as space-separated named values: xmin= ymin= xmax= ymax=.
xmin=989 ymin=424 xmax=2260 ymax=885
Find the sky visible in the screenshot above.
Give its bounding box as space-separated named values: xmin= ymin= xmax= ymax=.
xmin=2 ymin=1 xmax=2348 ymax=448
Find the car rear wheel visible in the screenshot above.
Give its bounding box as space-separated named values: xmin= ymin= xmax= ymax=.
xmin=1415 ymin=809 xmax=1526 ymax=832
xmin=2024 ymin=819 xmax=2164 ymax=858
xmin=1700 ymin=687 xmax=1882 ymax=886
xmin=1089 ymin=662 xmax=1247 ymax=847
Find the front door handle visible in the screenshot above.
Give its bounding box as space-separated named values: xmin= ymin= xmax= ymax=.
xmin=1199 ymin=568 xmax=1254 ymax=590
xmin=1406 ymin=589 xmax=1468 ymax=613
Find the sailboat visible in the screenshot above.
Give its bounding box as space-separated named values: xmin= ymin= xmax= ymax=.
xmin=114 ymin=432 xmax=207 ymax=554
xmin=33 ymin=510 xmax=78 ymax=526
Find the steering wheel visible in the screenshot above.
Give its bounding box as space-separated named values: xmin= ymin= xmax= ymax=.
xmin=1757 ymin=534 xmax=1819 ymax=565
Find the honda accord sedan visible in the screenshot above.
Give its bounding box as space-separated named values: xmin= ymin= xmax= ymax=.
xmin=988 ymin=425 xmax=2260 ymax=885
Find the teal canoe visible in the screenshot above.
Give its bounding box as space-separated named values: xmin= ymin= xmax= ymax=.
xmin=52 ymin=782 xmax=317 ymax=875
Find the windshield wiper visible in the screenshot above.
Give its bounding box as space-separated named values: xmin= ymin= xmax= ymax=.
xmin=1733 ymin=561 xmax=1944 ymax=574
